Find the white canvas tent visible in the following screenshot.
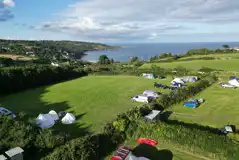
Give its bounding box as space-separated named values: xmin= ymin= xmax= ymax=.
xmin=36 ymin=114 xmax=55 ymax=129
xmin=228 ymin=79 xmax=239 ymax=87
xmin=181 ymin=76 xmax=198 ymax=82
xmin=48 ymin=110 xmax=59 ymax=121
xmin=61 ymin=113 xmax=76 ymax=124
xmin=142 ymin=73 xmax=155 ymax=79
xmin=171 ymin=78 xmax=185 ymax=84
xmin=143 ymin=90 xmax=159 ymax=98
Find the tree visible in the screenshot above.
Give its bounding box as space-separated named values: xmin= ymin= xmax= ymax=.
xmin=98 ymin=55 xmax=110 ymax=64
xmin=110 ymin=58 xmax=114 ymax=64
xmin=222 ymin=44 xmax=230 ymax=49
xmin=130 ymin=56 xmax=139 ymax=63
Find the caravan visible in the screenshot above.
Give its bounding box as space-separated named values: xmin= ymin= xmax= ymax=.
xmin=141 ymin=73 xmax=156 ymax=79
xmin=132 ymin=95 xmax=151 ymax=103
xmin=143 ymin=90 xmax=159 ymax=99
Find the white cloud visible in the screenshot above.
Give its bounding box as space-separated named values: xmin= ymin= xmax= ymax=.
xmin=2 ymin=0 xmax=15 ymax=8
xmin=38 ymin=0 xmax=239 ymax=42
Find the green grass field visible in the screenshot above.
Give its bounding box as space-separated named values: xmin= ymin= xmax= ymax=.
xmin=0 ymin=75 xmax=169 ymax=135
xmin=167 ymin=83 xmax=239 ymax=130
xmin=141 ymin=59 xmax=239 ymax=71
xmin=179 ymin=53 xmax=239 ymax=60
xmin=0 ymin=52 xmax=35 ymax=60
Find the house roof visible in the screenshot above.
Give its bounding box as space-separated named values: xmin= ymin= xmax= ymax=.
xmin=5 ymin=147 xmax=24 ymax=157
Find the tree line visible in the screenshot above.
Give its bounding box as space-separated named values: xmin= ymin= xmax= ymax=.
xmin=0 ymin=65 xmax=87 ymax=95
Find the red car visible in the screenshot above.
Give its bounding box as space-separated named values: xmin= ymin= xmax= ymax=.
xmin=111 ymin=146 xmax=131 ymax=160
xmin=111 ymin=138 xmax=157 ymax=160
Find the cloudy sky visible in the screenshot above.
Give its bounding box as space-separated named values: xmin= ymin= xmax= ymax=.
xmin=0 ymin=0 xmax=239 ymax=43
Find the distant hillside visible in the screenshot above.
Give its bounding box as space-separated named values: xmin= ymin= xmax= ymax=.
xmin=0 ymin=39 xmax=114 ymax=60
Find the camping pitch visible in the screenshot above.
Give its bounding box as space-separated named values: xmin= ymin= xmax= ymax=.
xmin=36 ymin=114 xmax=55 ymax=129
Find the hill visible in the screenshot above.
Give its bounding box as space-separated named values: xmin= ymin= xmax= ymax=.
xmin=0 ymin=39 xmax=114 ymax=61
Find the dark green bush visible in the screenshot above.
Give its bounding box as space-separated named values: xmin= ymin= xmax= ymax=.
xmin=0 ymin=116 xmax=68 ymax=160
xmin=42 ymin=136 xmax=96 ymax=160
xmin=0 ymin=65 xmax=87 ymax=94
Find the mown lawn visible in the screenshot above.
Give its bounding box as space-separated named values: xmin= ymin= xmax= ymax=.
xmin=167 ymin=83 xmax=239 ymax=130
xmin=141 ymin=59 xmax=239 ymax=71
xmin=0 ymin=75 xmax=169 ymax=135
xmin=0 ymin=52 xmax=35 ymax=60
xmin=179 ymin=53 xmax=239 ymax=60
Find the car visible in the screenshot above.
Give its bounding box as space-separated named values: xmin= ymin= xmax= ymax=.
xmin=0 ymin=107 xmax=16 ymax=119
xmin=111 ymin=138 xmax=157 ymax=160
xmin=132 ymin=95 xmax=152 ymax=103
xmin=111 ymin=146 xmax=131 ymax=160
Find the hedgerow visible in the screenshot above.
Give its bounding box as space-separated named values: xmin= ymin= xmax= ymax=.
xmin=0 ymin=65 xmax=87 ymax=94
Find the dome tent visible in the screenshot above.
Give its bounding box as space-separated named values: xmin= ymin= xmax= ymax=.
xmin=171 ymin=78 xmax=185 ymax=84
xmin=48 ymin=110 xmax=59 ymax=121
xmin=61 ymin=113 xmax=76 ymax=124
xmin=36 ymin=114 xmax=55 ymax=129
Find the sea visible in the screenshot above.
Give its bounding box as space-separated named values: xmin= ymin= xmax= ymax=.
xmin=82 ymin=42 xmax=239 ymax=62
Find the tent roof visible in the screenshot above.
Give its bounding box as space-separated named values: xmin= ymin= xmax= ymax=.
xmin=36 ymin=114 xmax=55 ymax=129
xmin=225 ymin=126 xmax=233 ymax=132
xmin=144 ymin=110 xmax=161 ymax=120
xmin=5 ymin=147 xmax=24 ymax=157
xmin=48 ymin=110 xmax=59 ymax=121
xmin=143 ymin=90 xmax=156 ymax=94
xmin=61 ymin=113 xmax=76 ymax=124
xmin=171 ymin=78 xmax=185 ymax=84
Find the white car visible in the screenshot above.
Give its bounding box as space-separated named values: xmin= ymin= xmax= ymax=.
xmin=132 ymin=95 xmax=149 ymax=103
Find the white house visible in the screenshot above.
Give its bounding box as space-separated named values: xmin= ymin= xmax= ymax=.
xmin=234 ymin=47 xmax=239 ymax=51
xmin=51 ymin=62 xmax=59 ymax=67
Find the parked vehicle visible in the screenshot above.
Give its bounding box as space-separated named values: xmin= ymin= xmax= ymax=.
xmin=143 ymin=90 xmax=159 ymax=99
xmin=154 ymin=82 xmax=168 ymax=89
xmin=132 ymin=95 xmax=152 ymax=103
xmin=0 ymin=107 xmax=16 ymax=119
xmin=111 ymin=138 xmax=157 ymax=160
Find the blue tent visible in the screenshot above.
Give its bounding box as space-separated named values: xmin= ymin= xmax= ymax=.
xmin=184 ymin=100 xmax=198 ymax=108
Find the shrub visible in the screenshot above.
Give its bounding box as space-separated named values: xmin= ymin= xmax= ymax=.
xmin=0 ymin=115 xmax=69 ymax=160
xmin=0 ymin=65 xmax=87 ymax=94
xmin=42 ymin=136 xmax=96 ymax=160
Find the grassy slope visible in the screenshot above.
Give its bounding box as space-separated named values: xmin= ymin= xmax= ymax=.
xmin=0 ymin=76 xmax=168 ymax=135
xmin=167 ymin=83 xmax=239 ymax=129
xmin=179 ymin=53 xmax=239 ymax=60
xmin=0 ymin=52 xmax=35 ymax=60
xmin=141 ymin=59 xmax=239 ymax=71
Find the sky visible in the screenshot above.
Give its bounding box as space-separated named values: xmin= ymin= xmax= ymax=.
xmin=0 ymin=0 xmax=239 ymax=43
